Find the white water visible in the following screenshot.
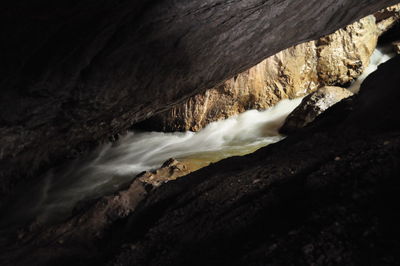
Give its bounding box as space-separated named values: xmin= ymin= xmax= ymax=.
xmin=1 ymin=45 xmax=395 ymax=228
xmin=348 ymin=45 xmax=396 ymax=93
xmin=2 ymin=98 xmax=303 ymax=225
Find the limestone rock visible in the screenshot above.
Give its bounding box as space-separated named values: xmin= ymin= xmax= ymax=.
xmin=139 ymin=41 xmax=320 ymax=132
xmin=138 ymin=158 xmax=192 ymax=186
xmin=316 ymin=16 xmax=379 ymax=86
xmin=280 ymin=86 xmax=353 ymax=134
xmin=139 ymin=15 xmax=379 ymax=132
xmin=374 ymin=3 xmax=400 ymax=33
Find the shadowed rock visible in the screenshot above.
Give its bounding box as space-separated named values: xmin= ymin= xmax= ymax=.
xmin=394 ymin=41 xmax=400 ymax=53
xmin=280 ymin=86 xmax=353 ymax=134
xmin=2 ymin=54 xmax=400 ymax=266
xmin=0 ymin=0 xmax=398 ymax=200
xmin=0 ymin=158 xmax=191 ymax=265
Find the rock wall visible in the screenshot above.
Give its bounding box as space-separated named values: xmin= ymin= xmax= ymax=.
xmin=4 ymin=55 xmax=400 ymax=266
xmin=0 ymin=0 xmax=398 ymax=201
xmin=109 ymin=56 xmax=400 ymax=266
xmin=140 ymin=10 xmax=399 ymax=132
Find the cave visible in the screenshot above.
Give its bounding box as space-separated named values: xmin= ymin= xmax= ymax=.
xmin=1 ymin=1 xmax=400 ymax=265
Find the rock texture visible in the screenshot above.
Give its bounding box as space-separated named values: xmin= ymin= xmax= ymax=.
xmin=139 ymin=15 xmax=380 ymax=132
xmin=138 ymin=158 xmax=192 ymax=186
xmin=0 ymin=0 xmax=398 ymax=200
xmin=375 ymin=3 xmax=400 ymax=33
xmin=2 ymin=54 xmax=400 ymax=266
xmin=280 ymin=86 xmax=354 ymax=134
xmin=0 ymin=158 xmax=191 ymax=266
xmin=140 ymin=4 xmax=400 ymax=133
xmin=315 ymin=17 xmax=379 ymax=86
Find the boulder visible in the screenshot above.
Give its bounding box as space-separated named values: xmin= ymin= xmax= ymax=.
xmin=280 ymin=86 xmax=353 ymax=134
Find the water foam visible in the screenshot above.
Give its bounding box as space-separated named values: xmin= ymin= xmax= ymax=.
xmin=2 ymin=45 xmax=395 ymax=227
xmin=2 ymin=98 xmax=302 ymax=225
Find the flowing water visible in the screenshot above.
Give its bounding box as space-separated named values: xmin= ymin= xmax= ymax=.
xmin=0 ymin=45 xmax=396 ymax=230
xmin=0 ymin=98 xmax=303 ymax=227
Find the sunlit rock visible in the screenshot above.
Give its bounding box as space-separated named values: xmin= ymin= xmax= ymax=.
xmin=141 ymin=6 xmax=400 ymax=133
xmin=316 ymin=16 xmax=379 ymax=85
xmin=0 ymin=0 xmax=397 ymax=202
xmin=140 ymin=15 xmax=380 ymax=132
xmin=374 ymin=3 xmax=400 ymax=33
xmin=138 ymin=158 xmax=192 ymax=186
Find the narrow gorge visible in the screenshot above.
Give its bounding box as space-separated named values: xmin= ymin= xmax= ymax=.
xmin=1 ymin=1 xmax=400 ymax=265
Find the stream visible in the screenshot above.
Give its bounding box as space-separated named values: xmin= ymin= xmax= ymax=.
xmin=0 ymin=45 xmax=395 ymax=231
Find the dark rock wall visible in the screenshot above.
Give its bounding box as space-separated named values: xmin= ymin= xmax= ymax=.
xmin=115 ymin=55 xmax=400 ymax=266
xmin=0 ymin=0 xmax=398 ymax=197
xmin=4 ymin=55 xmax=400 ymax=266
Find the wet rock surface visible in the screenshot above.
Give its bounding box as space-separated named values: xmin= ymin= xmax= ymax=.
xmin=280 ymin=86 xmax=353 ymax=134
xmin=2 ymin=55 xmax=400 ymax=266
xmin=138 ymin=158 xmax=193 ymax=187
xmin=0 ymin=0 xmax=398 ymax=200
